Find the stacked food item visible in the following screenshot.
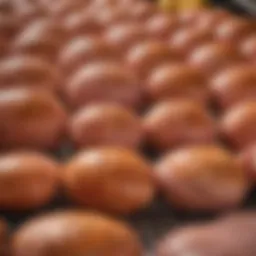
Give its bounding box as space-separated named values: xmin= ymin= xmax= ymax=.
xmin=0 ymin=0 xmax=255 ymax=255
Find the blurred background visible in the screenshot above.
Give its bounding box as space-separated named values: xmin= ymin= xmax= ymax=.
xmin=157 ymin=0 xmax=256 ymax=15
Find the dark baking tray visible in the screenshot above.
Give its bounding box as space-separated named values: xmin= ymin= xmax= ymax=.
xmin=230 ymin=0 xmax=256 ymax=15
